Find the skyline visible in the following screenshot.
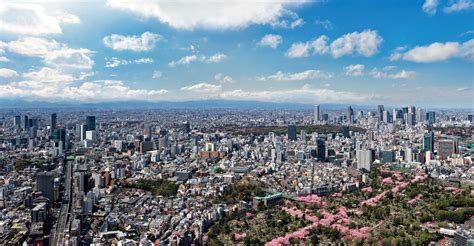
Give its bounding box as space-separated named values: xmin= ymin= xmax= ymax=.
xmin=0 ymin=0 xmax=473 ymax=108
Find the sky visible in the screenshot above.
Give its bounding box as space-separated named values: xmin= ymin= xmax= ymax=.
xmin=0 ymin=0 xmax=473 ymax=108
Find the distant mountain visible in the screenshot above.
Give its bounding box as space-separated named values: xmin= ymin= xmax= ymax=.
xmin=0 ymin=99 xmax=371 ymax=110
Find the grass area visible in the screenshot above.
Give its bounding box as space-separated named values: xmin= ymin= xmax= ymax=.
xmin=123 ymin=179 xmax=178 ymax=197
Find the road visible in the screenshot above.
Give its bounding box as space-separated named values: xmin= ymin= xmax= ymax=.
xmin=50 ymin=160 xmax=73 ymax=246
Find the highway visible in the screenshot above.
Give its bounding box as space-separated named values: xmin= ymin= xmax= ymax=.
xmin=50 ymin=160 xmax=73 ymax=246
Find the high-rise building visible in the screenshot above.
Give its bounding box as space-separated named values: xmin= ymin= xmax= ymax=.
xmin=437 ymin=139 xmax=458 ymax=160
xmin=322 ymin=113 xmax=329 ymax=122
xmin=426 ymin=111 xmax=436 ymax=125
xmin=407 ymin=113 xmax=415 ymax=126
xmin=51 ymin=113 xmax=57 ymax=133
xmin=36 ymin=172 xmax=56 ymax=202
xmin=381 ymin=150 xmax=395 ymax=163
xmin=382 ymin=110 xmax=390 ymax=123
xmin=52 ymin=128 xmax=66 ymax=149
xmin=288 ymin=124 xmax=297 ymax=141
xmin=356 ymin=149 xmax=373 ymax=171
xmin=316 ymin=137 xmax=326 ymax=161
xmin=80 ymin=124 xmax=88 ymax=141
xmin=423 ymin=131 xmax=435 ymax=152
xmin=23 ymin=115 xmax=29 ymax=129
xmin=86 ymin=130 xmax=97 ymax=143
xmin=13 ymin=115 xmax=21 ymax=129
xmin=86 ymin=116 xmax=96 ymax=131
xmin=314 ymin=105 xmax=320 ymax=122
xmin=377 ymin=105 xmax=384 ymax=121
xmin=467 ymin=114 xmax=473 ymax=123
xmin=416 ymin=108 xmax=425 ymax=123
xmin=346 ymin=106 xmax=354 ymax=124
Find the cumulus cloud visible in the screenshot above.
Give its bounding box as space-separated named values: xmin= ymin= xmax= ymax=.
xmin=181 ymin=82 xmax=222 ymax=93
xmin=0 ymin=3 xmax=80 ymax=35
xmin=258 ymin=34 xmax=283 ymax=49
xmin=106 ymin=0 xmax=307 ymax=30
xmin=214 ymin=73 xmax=235 ymax=84
xmin=444 ymin=0 xmax=474 ymax=13
xmin=369 ymin=67 xmax=416 ymax=79
xmin=1 ymin=37 xmax=94 ymax=69
xmin=103 ymin=32 xmax=162 ymax=52
xmin=344 ymin=64 xmax=365 ymax=76
xmin=0 ymin=68 xmax=18 ymax=78
xmin=0 ymin=57 xmax=9 ymax=62
xmin=105 ymin=57 xmax=154 ymax=68
xmin=422 ymin=0 xmax=439 ymax=14
xmin=315 ymin=19 xmax=334 ymax=30
xmin=0 ymin=79 xmax=168 ymax=102
xmin=152 ymin=70 xmax=162 ymax=79
xmin=168 ymin=53 xmax=226 ymax=67
xmin=390 ymin=39 xmax=474 ymax=62
xmin=22 ymin=67 xmax=93 ymax=83
xmin=286 ymin=30 xmax=383 ymax=58
xmin=260 ymin=69 xmax=332 ymax=81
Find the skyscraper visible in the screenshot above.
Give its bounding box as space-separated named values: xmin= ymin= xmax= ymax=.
xmin=80 ymin=124 xmax=88 ymax=141
xmin=438 ymin=139 xmax=458 ymax=160
xmin=423 ymin=131 xmax=435 ymax=152
xmin=23 ymin=115 xmax=29 ymax=129
xmin=377 ymin=105 xmax=384 ymax=121
xmin=426 ymin=111 xmax=436 ymax=125
xmin=86 ymin=116 xmax=96 ymax=131
xmin=346 ymin=106 xmax=354 ymax=124
xmin=314 ymin=105 xmax=320 ymax=122
xmin=288 ymin=124 xmax=297 ymax=141
xmin=13 ymin=115 xmax=21 ymax=129
xmin=51 ymin=113 xmax=57 ymax=133
xmin=316 ymin=137 xmax=326 ymax=161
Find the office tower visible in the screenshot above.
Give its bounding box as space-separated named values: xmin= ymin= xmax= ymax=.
xmin=408 ymin=106 xmax=415 ymax=114
xmin=341 ymin=126 xmax=350 ymax=138
xmin=29 ymin=118 xmax=38 ymax=128
xmin=36 ymin=172 xmax=55 ymax=202
xmin=322 ymin=113 xmax=329 ymax=121
xmin=426 ymin=111 xmax=436 ymax=125
xmin=314 ymin=105 xmax=320 ymax=122
xmin=86 ymin=130 xmax=97 ymax=142
xmin=468 ymin=114 xmax=473 ymax=123
xmin=300 ymin=130 xmax=307 ymax=141
xmin=346 ymin=106 xmax=354 ymax=124
xmin=416 ymin=108 xmax=425 ymax=123
xmin=407 ymin=113 xmax=415 ymax=126
xmin=51 ymin=113 xmax=57 ymax=133
xmin=182 ymin=121 xmax=191 ymax=132
xmin=381 ymin=150 xmax=395 ymax=163
xmin=356 ymin=149 xmax=373 ymax=171
xmin=423 ymin=131 xmax=435 ymax=152
xmin=52 ymin=128 xmax=66 ymax=149
xmin=377 ymin=105 xmax=384 ymax=121
xmin=23 ymin=115 xmax=29 ymax=129
xmin=14 ymin=115 xmax=21 ymax=129
xmin=80 ymin=124 xmax=87 ymax=141
xmin=288 ymin=124 xmax=297 ymax=141
xmin=405 ymin=147 xmax=413 ymax=162
xmin=316 ymin=137 xmax=326 ymax=161
xmin=382 ymin=110 xmax=390 ymax=123
xmin=86 ymin=116 xmax=96 ymax=131
xmin=437 ymin=139 xmax=458 ymax=160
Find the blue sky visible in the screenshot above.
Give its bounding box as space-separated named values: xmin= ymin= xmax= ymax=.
xmin=0 ymin=0 xmax=473 ymax=108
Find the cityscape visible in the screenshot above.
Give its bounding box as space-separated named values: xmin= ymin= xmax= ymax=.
xmin=0 ymin=0 xmax=474 ymax=245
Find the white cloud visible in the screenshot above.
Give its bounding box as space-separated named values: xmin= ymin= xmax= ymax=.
xmin=21 ymin=67 xmax=93 ymax=83
xmin=152 ymin=70 xmax=162 ymax=79
xmin=258 ymin=34 xmax=283 ymax=49
xmin=344 ymin=64 xmax=365 ymax=76
xmin=2 ymin=37 xmax=94 ymax=69
xmin=168 ymin=53 xmax=226 ymax=67
xmin=390 ymin=39 xmax=474 ymax=62
xmin=263 ymin=70 xmax=332 ymax=81
xmin=103 ymin=32 xmax=162 ymax=52
xmin=105 ymin=57 xmax=154 ymax=68
xmin=0 ymin=68 xmax=18 ymax=78
xmin=214 ymin=73 xmax=235 ymax=84
xmin=0 ymin=57 xmax=9 ymax=62
xmin=369 ymin=67 xmax=416 ymax=79
xmin=0 ymin=3 xmax=79 ymax=35
xmin=286 ymin=30 xmax=383 ymax=58
xmin=315 ymin=19 xmax=334 ymax=30
xmin=0 ymin=79 xmax=168 ymax=102
xmin=444 ymin=0 xmax=474 ymax=13
xmin=181 ymin=82 xmax=222 ymax=93
xmin=422 ymin=0 xmax=439 ymax=14
xmin=106 ymin=0 xmax=308 ymax=30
